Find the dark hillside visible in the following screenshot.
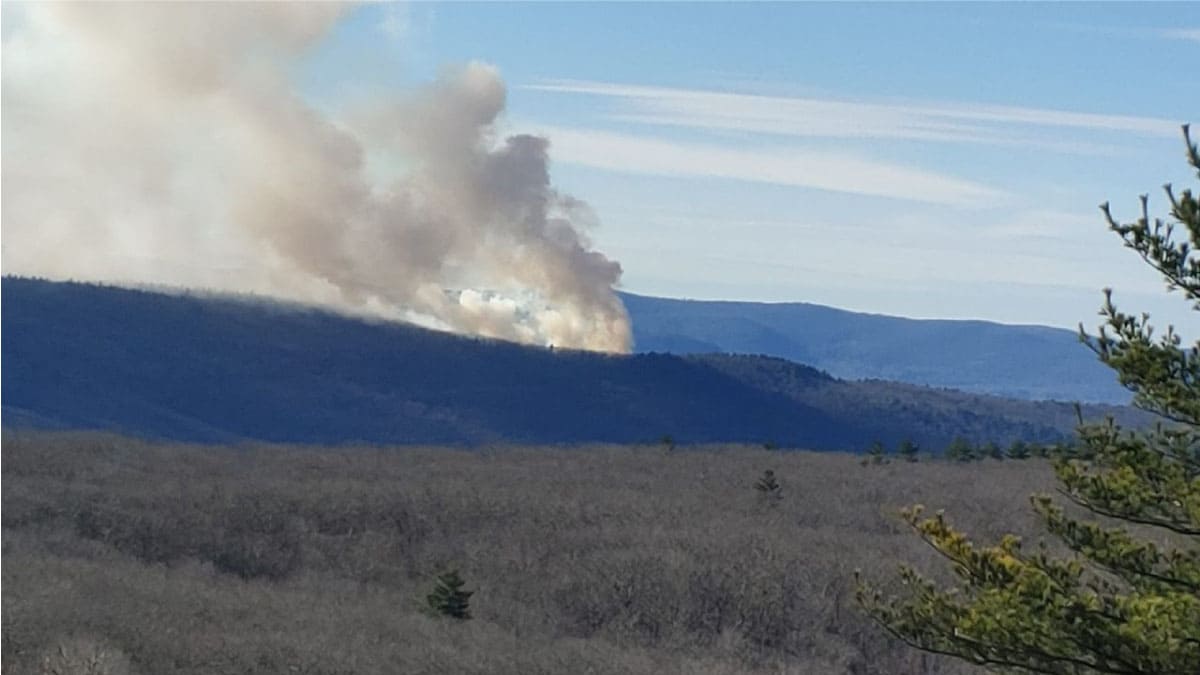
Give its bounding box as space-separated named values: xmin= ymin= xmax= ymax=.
xmin=622 ymin=292 xmax=1128 ymax=404
xmin=690 ymin=353 xmax=1148 ymax=448
xmin=2 ymin=278 xmax=836 ymax=446
xmin=1 ymin=278 xmax=1132 ymax=449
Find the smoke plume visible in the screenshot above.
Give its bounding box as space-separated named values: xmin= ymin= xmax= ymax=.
xmin=1 ymin=2 xmax=631 ymax=352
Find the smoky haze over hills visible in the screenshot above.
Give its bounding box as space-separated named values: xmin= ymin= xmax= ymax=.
xmin=621 ymin=292 xmax=1129 ymax=404
xmin=2 ymin=3 xmax=630 ymax=352
xmin=1 ymin=278 xmax=1142 ymax=450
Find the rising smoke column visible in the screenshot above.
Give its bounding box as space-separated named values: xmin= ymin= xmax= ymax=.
xmin=1 ymin=2 xmax=631 ymax=352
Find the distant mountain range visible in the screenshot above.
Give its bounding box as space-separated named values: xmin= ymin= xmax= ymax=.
xmin=1 ymin=278 xmax=1141 ymax=450
xmin=621 ymin=292 xmax=1128 ymax=404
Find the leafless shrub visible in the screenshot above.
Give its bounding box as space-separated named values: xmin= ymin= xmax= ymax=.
xmin=37 ymin=636 xmax=136 ymax=675
xmin=2 ymin=431 xmax=1060 ymax=674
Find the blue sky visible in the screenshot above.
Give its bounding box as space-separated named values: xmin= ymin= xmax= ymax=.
xmin=308 ymin=4 xmax=1195 ymax=330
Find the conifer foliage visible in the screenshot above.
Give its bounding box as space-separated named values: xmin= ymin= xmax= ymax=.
xmin=856 ymin=126 xmax=1200 ymax=674
xmin=426 ymin=569 xmax=473 ymax=620
xmin=754 ymin=469 xmax=783 ymax=503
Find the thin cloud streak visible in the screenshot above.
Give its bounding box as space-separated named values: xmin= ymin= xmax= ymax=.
xmin=1162 ymin=28 xmax=1200 ymax=43
xmin=527 ymin=80 xmax=1178 ymax=145
xmin=534 ymin=125 xmax=1007 ymax=207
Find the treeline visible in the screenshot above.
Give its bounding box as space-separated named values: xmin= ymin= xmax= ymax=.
xmin=857 ymin=436 xmax=1069 ymax=465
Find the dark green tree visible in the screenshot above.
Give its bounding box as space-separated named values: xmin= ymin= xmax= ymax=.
xmin=944 ymin=436 xmax=976 ymax=462
xmin=1006 ymin=440 xmax=1032 ymax=460
xmin=755 ymin=469 xmax=782 ymax=503
xmin=867 ymin=440 xmax=889 ymax=465
xmin=898 ymin=438 xmax=921 ymax=462
xmin=427 ymin=569 xmax=473 ymax=620
xmin=982 ymin=441 xmax=1004 ymax=461
xmin=857 ymin=126 xmax=1200 ymax=674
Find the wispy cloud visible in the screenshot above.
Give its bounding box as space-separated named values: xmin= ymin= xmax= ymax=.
xmin=526 ymin=80 xmax=1178 ymax=148
xmin=376 ymin=4 xmax=411 ymax=42
xmin=1162 ymin=28 xmax=1200 ymax=43
xmin=532 ymin=125 xmax=1006 ymax=207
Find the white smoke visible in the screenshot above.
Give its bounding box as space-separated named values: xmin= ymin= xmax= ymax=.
xmin=1 ymin=2 xmax=631 ymax=352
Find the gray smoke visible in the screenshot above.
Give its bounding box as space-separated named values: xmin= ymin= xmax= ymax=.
xmin=1 ymin=2 xmax=631 ymax=352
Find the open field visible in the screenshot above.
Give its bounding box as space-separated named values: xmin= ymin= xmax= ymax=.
xmin=2 ymin=431 xmax=1066 ymax=674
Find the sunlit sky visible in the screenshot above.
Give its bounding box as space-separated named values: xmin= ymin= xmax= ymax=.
xmin=11 ymin=2 xmax=1199 ymax=332
xmin=300 ymin=2 xmax=1200 ymax=331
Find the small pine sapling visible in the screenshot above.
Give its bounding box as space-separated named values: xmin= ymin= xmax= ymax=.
xmin=426 ymin=569 xmax=473 ymax=620
xmin=867 ymin=440 xmax=889 ymax=465
xmin=660 ymin=434 xmax=676 ymax=454
xmin=754 ymin=469 xmax=782 ymax=503
xmin=943 ymin=436 xmax=975 ymax=462
xmin=1005 ymin=440 xmax=1031 ymax=460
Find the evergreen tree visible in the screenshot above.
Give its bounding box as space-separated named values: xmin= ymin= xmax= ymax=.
xmin=1006 ymin=440 xmax=1032 ymax=460
xmin=982 ymin=441 xmax=1004 ymax=461
xmin=856 ymin=126 xmax=1200 ymax=674
xmin=898 ymin=438 xmax=921 ymax=462
xmin=944 ymin=436 xmax=976 ymax=462
xmin=755 ymin=469 xmax=783 ymax=502
xmin=869 ymin=440 xmax=889 ymax=465
xmin=427 ymin=569 xmax=473 ymax=620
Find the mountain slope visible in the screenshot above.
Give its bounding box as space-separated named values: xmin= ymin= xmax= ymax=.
xmin=621 ymin=292 xmax=1128 ymax=403
xmin=1 ymin=278 xmax=1133 ymax=449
